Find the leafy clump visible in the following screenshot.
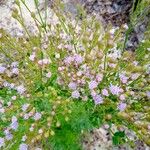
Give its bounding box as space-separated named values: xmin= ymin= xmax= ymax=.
xmin=0 ymin=0 xmax=150 ymax=149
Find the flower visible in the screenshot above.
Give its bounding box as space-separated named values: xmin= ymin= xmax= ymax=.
xmin=68 ymin=82 xmax=77 ymax=90
xmin=12 ymin=68 xmax=19 ymax=75
xmin=93 ymin=94 xmax=103 ymax=105
xmin=0 ymin=137 xmax=5 ymax=148
xmin=22 ymin=104 xmax=30 ymax=112
xmin=22 ymin=135 xmax=27 ymax=142
xmin=19 ymin=143 xmax=28 ymax=150
xmin=33 ymin=112 xmax=42 ymax=121
xmin=109 ymin=84 xmax=122 ymax=96
xmin=5 ymin=133 xmax=13 ymax=141
xmin=11 ymin=62 xmax=18 ymax=67
xmin=46 ymin=72 xmax=52 ymax=78
xmin=89 ymin=81 xmax=98 ymax=90
xmin=0 ymin=66 xmax=6 ymax=74
xmin=119 ymin=74 xmax=128 ymax=84
xmin=11 ymin=96 xmax=17 ymax=100
xmin=16 ymin=85 xmax=26 ymax=94
xmin=74 ymin=54 xmax=83 ymax=64
xmin=10 ymin=116 xmax=18 ymax=130
xmin=29 ymin=54 xmax=35 ymax=61
xmin=102 ymin=89 xmax=109 ymax=96
xmin=146 ymin=91 xmax=150 ymax=99
xmin=118 ymin=103 xmax=127 ymax=111
xmin=71 ymin=90 xmax=80 ymax=99
xmin=119 ymin=94 xmax=126 ymax=100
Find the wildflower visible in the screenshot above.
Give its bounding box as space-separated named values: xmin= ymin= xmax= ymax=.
xmin=23 ymin=114 xmax=29 ymax=120
xmin=46 ymin=72 xmax=51 ymax=78
xmin=22 ymin=135 xmax=27 ymax=142
xmin=93 ymin=94 xmax=103 ymax=105
xmin=131 ymin=73 xmax=140 ymax=80
xmin=16 ymin=85 xmax=26 ymax=94
xmin=11 ymin=96 xmax=17 ymax=100
xmin=118 ymin=103 xmax=127 ymax=111
xmin=109 ymin=84 xmax=122 ymax=96
xmin=146 ymin=91 xmax=150 ymax=99
xmin=102 ymin=89 xmax=109 ymax=96
xmin=5 ymin=133 xmax=13 ymax=141
xmin=43 ymin=59 xmax=50 ymax=65
xmin=68 ymin=82 xmax=77 ymax=90
xmin=0 ymin=66 xmax=6 ymax=74
xmin=96 ymin=74 xmax=103 ymax=82
xmin=11 ymin=62 xmax=18 ymax=68
xmin=33 ymin=112 xmax=42 ymax=121
xmin=119 ymin=74 xmax=128 ymax=84
xmin=0 ymin=108 xmax=5 ymax=113
xmin=89 ymin=81 xmax=98 ymax=90
xmin=55 ymin=53 xmax=60 ymax=59
xmin=74 ymin=54 xmax=83 ymax=64
xmin=38 ymin=129 xmax=43 ymax=134
xmin=64 ymin=56 xmax=74 ymax=65
xmin=12 ymin=68 xmax=19 ymax=75
xmin=22 ymin=104 xmax=30 ymax=112
xmin=29 ymin=54 xmax=35 ymax=61
xmin=71 ymin=90 xmax=80 ymax=99
xmin=19 ymin=143 xmax=28 ymax=150
xmin=0 ymin=137 xmax=5 ymax=148
xmin=10 ymin=116 xmax=18 ymax=130
xmin=119 ymin=94 xmax=126 ymax=100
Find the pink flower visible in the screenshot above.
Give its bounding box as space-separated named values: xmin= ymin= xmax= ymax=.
xmin=10 ymin=116 xmax=18 ymax=130
xmin=19 ymin=143 xmax=28 ymax=150
xmin=71 ymin=90 xmax=80 ymax=99
xmin=29 ymin=54 xmax=35 ymax=61
xmin=89 ymin=81 xmax=98 ymax=90
xmin=109 ymin=84 xmax=121 ymax=96
xmin=11 ymin=96 xmax=17 ymax=100
xmin=93 ymin=94 xmax=103 ymax=105
xmin=0 ymin=66 xmax=6 ymax=74
xmin=119 ymin=74 xmax=128 ymax=84
xmin=102 ymin=89 xmax=109 ymax=96
xmin=12 ymin=68 xmax=19 ymax=75
xmin=74 ymin=54 xmax=83 ymax=64
xmin=118 ymin=103 xmax=127 ymax=111
xmin=96 ymin=74 xmax=103 ymax=82
xmin=68 ymin=82 xmax=77 ymax=90
xmin=46 ymin=72 xmax=51 ymax=78
xmin=33 ymin=112 xmax=42 ymax=121
xmin=16 ymin=85 xmax=26 ymax=94
xmin=119 ymin=94 xmax=125 ymax=100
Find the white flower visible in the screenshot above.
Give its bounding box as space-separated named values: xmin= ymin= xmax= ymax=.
xmin=22 ymin=135 xmax=27 ymax=142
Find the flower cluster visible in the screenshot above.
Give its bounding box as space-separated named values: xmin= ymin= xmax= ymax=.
xmin=0 ymin=0 xmax=150 ymax=149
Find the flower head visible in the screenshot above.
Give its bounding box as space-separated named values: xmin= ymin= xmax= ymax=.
xmin=19 ymin=143 xmax=28 ymax=150
xmin=71 ymin=90 xmax=80 ymax=99
xmin=89 ymin=81 xmax=98 ymax=90
xmin=109 ymin=84 xmax=122 ymax=96
xmin=118 ymin=103 xmax=127 ymax=111
xmin=93 ymin=94 xmax=103 ymax=105
xmin=68 ymin=82 xmax=77 ymax=90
